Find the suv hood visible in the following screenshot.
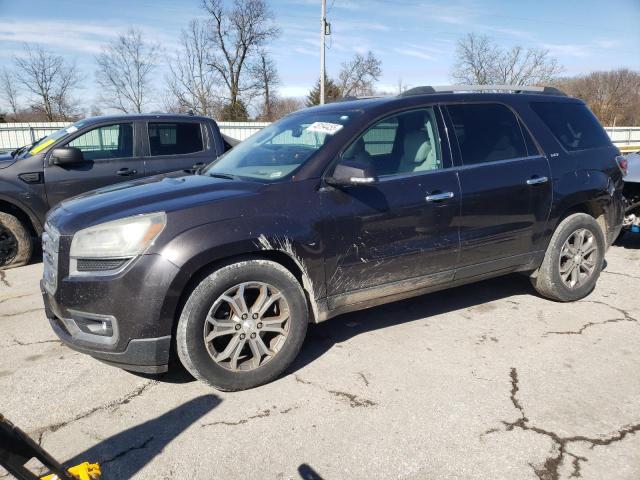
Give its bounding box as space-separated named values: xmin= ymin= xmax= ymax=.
xmin=0 ymin=152 xmax=16 ymax=169
xmin=49 ymin=173 xmax=264 ymax=233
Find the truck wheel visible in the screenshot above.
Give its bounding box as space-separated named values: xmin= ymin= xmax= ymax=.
xmin=176 ymin=259 xmax=308 ymax=391
xmin=531 ymin=213 xmax=605 ymax=302
xmin=0 ymin=212 xmax=32 ymax=269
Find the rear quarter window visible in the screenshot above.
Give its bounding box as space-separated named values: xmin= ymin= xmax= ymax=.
xmin=530 ymin=102 xmax=611 ymax=152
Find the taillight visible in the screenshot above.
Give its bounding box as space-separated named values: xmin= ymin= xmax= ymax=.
xmin=616 ymin=155 xmax=628 ymax=176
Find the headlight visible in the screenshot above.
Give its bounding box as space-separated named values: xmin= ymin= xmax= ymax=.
xmin=70 ymin=212 xmax=166 ymax=259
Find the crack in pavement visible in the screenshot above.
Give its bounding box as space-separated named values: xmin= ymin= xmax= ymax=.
xmin=101 ymin=436 xmax=154 ymax=466
xmin=485 ymin=368 xmax=640 ymax=480
xmin=0 ymin=307 xmax=44 ymax=318
xmin=0 ymin=293 xmax=38 ymax=305
xmin=0 ymin=270 xmax=10 ymax=288
xmin=544 ymin=301 xmax=638 ymax=337
xmin=294 ymin=374 xmax=377 ymax=408
xmin=601 ymin=270 xmax=640 ymax=281
xmin=201 ymin=409 xmax=272 ymax=427
xmin=35 ymin=381 xmax=158 ymax=445
xmin=5 ymin=336 xmax=61 ymax=348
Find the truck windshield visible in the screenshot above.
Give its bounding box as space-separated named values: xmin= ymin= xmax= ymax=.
xmin=23 ymin=120 xmax=90 ymax=157
xmin=204 ymin=110 xmax=360 ymax=181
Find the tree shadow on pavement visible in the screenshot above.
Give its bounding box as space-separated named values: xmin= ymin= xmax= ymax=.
xmin=288 ymin=273 xmax=533 ymax=375
xmin=66 ymin=394 xmax=220 ymax=480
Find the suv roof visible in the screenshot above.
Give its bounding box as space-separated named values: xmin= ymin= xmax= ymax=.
xmin=303 ymin=84 xmax=579 ymax=115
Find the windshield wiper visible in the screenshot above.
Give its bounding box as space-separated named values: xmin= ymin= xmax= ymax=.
xmin=208 ymin=172 xmax=240 ymax=180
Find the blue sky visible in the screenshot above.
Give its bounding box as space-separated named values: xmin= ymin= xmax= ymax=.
xmin=0 ymin=0 xmax=639 ymax=110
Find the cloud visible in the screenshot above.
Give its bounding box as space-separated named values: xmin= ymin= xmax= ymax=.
xmin=541 ymin=43 xmax=590 ymax=57
xmin=0 ymin=19 xmax=180 ymax=56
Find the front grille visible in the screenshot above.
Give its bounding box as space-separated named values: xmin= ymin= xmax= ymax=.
xmin=42 ymin=224 xmax=60 ymax=295
xmin=76 ymin=258 xmax=128 ymax=272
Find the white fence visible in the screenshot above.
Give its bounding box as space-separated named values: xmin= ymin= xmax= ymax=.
xmin=0 ymin=120 xmax=639 ymax=152
xmin=0 ymin=121 xmax=271 ymax=152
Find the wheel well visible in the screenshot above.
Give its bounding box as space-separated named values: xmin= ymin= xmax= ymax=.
xmin=559 ymin=200 xmax=607 ymax=236
xmin=0 ymin=200 xmax=37 ymax=238
xmin=168 ymin=250 xmax=316 ymax=355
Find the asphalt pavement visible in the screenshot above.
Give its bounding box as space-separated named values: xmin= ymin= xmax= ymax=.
xmin=1 ymin=235 xmax=639 ymax=479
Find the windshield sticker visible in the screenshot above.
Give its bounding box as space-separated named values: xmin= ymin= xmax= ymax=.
xmin=269 ymin=171 xmax=283 ymax=178
xmin=29 ymin=138 xmax=55 ymax=155
xmin=306 ymin=122 xmax=343 ymax=135
xmin=66 ymin=126 xmax=78 ymax=134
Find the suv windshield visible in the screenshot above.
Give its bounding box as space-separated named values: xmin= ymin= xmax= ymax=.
xmin=23 ymin=120 xmax=90 ymax=157
xmin=204 ymin=110 xmax=360 ymax=181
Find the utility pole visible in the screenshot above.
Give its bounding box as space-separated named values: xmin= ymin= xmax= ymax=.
xmin=320 ymin=0 xmax=326 ymax=104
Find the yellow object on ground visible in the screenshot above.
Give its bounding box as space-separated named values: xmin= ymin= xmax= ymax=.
xmin=40 ymin=462 xmax=101 ymax=480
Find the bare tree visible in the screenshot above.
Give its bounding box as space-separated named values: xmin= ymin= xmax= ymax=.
xmin=269 ymin=97 xmax=304 ymax=119
xmin=166 ymin=19 xmax=222 ymax=116
xmin=556 ymin=69 xmax=640 ymax=126
xmin=13 ymin=44 xmax=81 ymax=121
xmin=452 ymin=33 xmax=563 ymax=86
xmin=96 ymin=28 xmax=160 ymax=113
xmin=0 ymin=68 xmax=20 ymax=116
xmin=201 ymin=0 xmax=280 ymax=119
xmin=338 ymin=51 xmax=382 ymax=97
xmin=252 ymin=49 xmax=279 ymax=120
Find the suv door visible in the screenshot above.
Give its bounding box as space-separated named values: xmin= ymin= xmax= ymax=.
xmin=44 ymin=122 xmax=144 ymax=207
xmin=143 ymin=120 xmax=212 ymax=175
xmin=322 ymin=106 xmax=461 ymax=306
xmin=444 ymin=102 xmax=552 ymax=275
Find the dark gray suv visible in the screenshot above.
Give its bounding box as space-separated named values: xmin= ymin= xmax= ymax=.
xmin=41 ymin=85 xmax=625 ymax=391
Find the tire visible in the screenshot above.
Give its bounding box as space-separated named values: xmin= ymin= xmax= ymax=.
xmin=176 ymin=259 xmax=308 ymax=391
xmin=0 ymin=212 xmax=32 ymax=269
xmin=531 ymin=213 xmax=606 ymax=302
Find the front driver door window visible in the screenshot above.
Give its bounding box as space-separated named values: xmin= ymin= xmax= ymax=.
xmin=67 ymin=123 xmax=134 ymax=161
xmin=44 ymin=123 xmax=143 ymax=207
xmin=322 ymin=107 xmax=461 ymax=300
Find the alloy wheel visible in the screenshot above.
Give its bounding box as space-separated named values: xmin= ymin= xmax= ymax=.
xmin=203 ymin=281 xmax=290 ymax=371
xmin=558 ymin=228 xmax=598 ymax=289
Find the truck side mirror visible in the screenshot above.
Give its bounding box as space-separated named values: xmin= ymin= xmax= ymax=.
xmin=50 ymin=147 xmax=84 ymax=166
xmin=325 ymin=160 xmax=377 ymax=187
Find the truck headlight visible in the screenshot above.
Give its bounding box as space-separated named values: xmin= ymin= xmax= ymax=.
xmin=70 ymin=212 xmax=166 ymax=260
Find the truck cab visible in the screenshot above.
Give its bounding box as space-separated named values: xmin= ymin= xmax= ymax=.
xmin=0 ymin=114 xmax=228 ymax=268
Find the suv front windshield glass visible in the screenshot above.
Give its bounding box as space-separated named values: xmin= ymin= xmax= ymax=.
xmin=23 ymin=120 xmax=90 ymax=157
xmin=204 ymin=110 xmax=360 ymax=181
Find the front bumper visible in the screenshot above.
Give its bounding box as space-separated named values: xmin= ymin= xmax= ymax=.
xmin=42 ymin=253 xmax=182 ymax=373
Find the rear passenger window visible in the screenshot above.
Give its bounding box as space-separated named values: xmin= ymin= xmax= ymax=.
xmin=447 ymin=104 xmax=527 ymax=165
xmin=531 ymin=102 xmax=611 ymax=151
xmin=148 ymin=122 xmax=203 ymax=156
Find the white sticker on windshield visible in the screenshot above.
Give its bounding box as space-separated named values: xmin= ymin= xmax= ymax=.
xmin=306 ymin=122 xmax=343 ymax=135
xmin=270 ymin=171 xmax=283 ymax=178
xmin=66 ymin=126 xmax=78 ymax=134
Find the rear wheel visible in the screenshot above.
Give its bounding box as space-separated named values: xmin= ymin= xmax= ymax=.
xmin=0 ymin=212 xmax=32 ymax=269
xmin=176 ymin=259 xmax=308 ymax=391
xmin=531 ymin=213 xmax=605 ymax=302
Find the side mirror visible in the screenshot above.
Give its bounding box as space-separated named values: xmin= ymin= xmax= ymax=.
xmin=50 ymin=147 xmax=84 ymax=166
xmin=326 ymin=160 xmax=377 ymax=187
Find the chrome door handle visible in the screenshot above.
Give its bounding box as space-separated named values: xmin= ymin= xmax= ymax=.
xmin=526 ymin=176 xmax=548 ymax=185
xmin=425 ymin=191 xmax=454 ymax=202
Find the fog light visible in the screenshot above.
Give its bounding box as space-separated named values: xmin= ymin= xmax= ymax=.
xmin=75 ymin=317 xmax=114 ymax=337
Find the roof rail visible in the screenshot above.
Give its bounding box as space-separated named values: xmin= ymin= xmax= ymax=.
xmin=399 ymin=84 xmax=566 ymax=97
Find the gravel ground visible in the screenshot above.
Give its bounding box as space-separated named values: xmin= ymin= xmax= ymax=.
xmin=1 ymin=235 xmax=639 ymax=480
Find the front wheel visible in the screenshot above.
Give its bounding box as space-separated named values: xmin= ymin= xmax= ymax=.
xmin=531 ymin=213 xmax=605 ymax=302
xmin=0 ymin=212 xmax=32 ymax=269
xmin=176 ymin=259 xmax=308 ymax=391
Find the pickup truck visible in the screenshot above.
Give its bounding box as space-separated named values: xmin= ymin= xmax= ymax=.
xmin=0 ymin=114 xmax=233 ymax=268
